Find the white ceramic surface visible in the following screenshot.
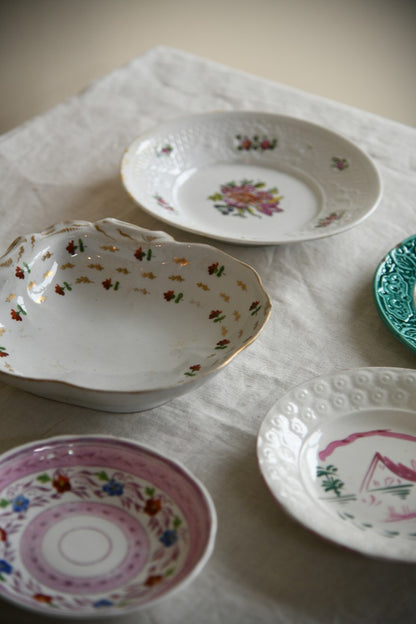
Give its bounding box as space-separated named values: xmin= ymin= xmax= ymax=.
xmin=257 ymin=367 xmax=416 ymax=562
xmin=0 ymin=218 xmax=271 ymax=412
xmin=121 ymin=111 xmax=382 ymax=245
xmin=0 ymin=435 xmax=216 ymax=617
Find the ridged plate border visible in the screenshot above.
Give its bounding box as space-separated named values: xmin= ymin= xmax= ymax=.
xmin=257 ymin=367 xmax=416 ymax=562
xmin=373 ymin=233 xmax=416 ymax=353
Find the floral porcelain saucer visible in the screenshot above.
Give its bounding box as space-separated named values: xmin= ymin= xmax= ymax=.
xmin=0 ymin=218 xmax=271 ymax=412
xmin=0 ymin=436 xmax=216 ymax=617
xmin=121 ymin=111 xmax=382 ymax=245
xmin=373 ymin=233 xmax=416 ymax=353
xmin=257 ymin=367 xmax=416 ymax=562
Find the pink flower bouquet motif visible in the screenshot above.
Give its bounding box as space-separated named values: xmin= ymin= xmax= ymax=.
xmin=153 ymin=194 xmax=175 ymax=212
xmin=156 ymin=144 xmax=173 ymax=157
xmin=208 ymin=180 xmax=283 ymax=218
xmin=315 ymin=211 xmax=345 ymax=228
xmin=235 ymin=134 xmax=277 ymax=152
xmin=331 ymin=156 xmax=349 ymax=171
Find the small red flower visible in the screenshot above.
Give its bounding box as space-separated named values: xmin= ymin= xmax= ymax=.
xmin=164 ymin=290 xmax=175 ymax=301
xmin=55 ymin=284 xmax=65 ymax=295
xmin=208 ymin=262 xmax=218 ymax=275
xmin=241 ymin=138 xmax=252 ymax=150
xmin=190 ymin=364 xmax=201 ymax=372
xmin=52 ymin=474 xmax=71 ymax=494
xmin=34 ymin=593 xmax=53 ymax=604
xmin=260 ymin=139 xmax=271 ymax=150
xmin=0 ymin=350 xmax=9 ymax=358
xmin=249 ymin=301 xmax=260 ymax=311
xmin=209 ymin=310 xmax=222 ymax=319
xmin=66 ymin=240 xmax=76 ymax=255
xmin=216 ymin=339 xmax=230 ymax=347
xmin=134 ymin=247 xmax=144 ymax=260
xmin=15 ymin=266 xmax=25 ymax=279
xmin=144 ymin=575 xmax=163 ymax=587
xmin=102 ymin=278 xmax=112 ymax=290
xmin=0 ymin=528 xmax=7 ymax=542
xmin=144 ymin=498 xmax=162 ymax=516
xmin=10 ymin=309 xmax=22 ymax=321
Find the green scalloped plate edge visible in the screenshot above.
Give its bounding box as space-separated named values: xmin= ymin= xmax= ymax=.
xmin=373 ymin=233 xmax=416 ymax=353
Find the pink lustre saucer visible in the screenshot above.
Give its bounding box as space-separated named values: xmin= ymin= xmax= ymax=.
xmin=0 ymin=436 xmax=216 ymax=617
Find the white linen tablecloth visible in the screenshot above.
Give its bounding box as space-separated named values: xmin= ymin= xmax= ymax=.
xmin=0 ymin=46 xmax=415 ymax=624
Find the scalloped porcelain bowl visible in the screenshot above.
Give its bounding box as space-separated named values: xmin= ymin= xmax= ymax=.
xmin=0 ymin=218 xmax=271 ymax=412
xmin=0 ymin=435 xmax=216 ymax=617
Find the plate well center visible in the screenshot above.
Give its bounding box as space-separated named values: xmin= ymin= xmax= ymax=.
xmin=58 ymin=526 xmax=112 ymax=566
xmin=173 ymin=162 xmax=323 ymax=239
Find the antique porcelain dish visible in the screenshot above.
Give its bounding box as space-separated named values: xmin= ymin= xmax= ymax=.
xmin=121 ymin=111 xmax=382 ymax=245
xmin=0 ymin=218 xmax=271 ymax=412
xmin=373 ymin=233 xmax=416 ymax=353
xmin=0 ymin=435 xmax=216 ymax=617
xmin=257 ymin=367 xmax=416 ymax=562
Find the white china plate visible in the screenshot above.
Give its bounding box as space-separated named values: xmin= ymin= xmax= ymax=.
xmin=0 ymin=218 xmax=271 ymax=412
xmin=257 ymin=367 xmax=416 ymax=562
xmin=121 ymin=111 xmax=382 ymax=245
xmin=0 ymin=435 xmax=216 ymax=618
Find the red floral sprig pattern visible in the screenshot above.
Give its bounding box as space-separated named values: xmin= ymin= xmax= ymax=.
xmin=10 ymin=305 xmax=26 ymax=321
xmin=209 ymin=310 xmax=225 ymax=323
xmin=134 ymin=247 xmax=152 ymax=261
xmin=15 ymin=263 xmax=30 ymax=279
xmin=208 ymin=262 xmax=225 ymax=277
xmin=55 ymin=282 xmax=72 ymax=296
xmin=331 ymin=156 xmax=349 ymax=171
xmin=66 ymin=239 xmax=85 ymax=255
xmin=156 ymin=144 xmax=173 ymax=157
xmin=235 ymin=134 xmax=277 ymax=152
xmin=153 ymin=194 xmax=175 ymax=212
xmin=184 ymin=364 xmax=201 ymax=377
xmin=315 ymin=211 xmax=345 ymax=228
xmin=1 ymin=230 xmax=268 ymax=382
xmin=249 ymin=301 xmax=261 ymax=315
xmin=215 ymin=339 xmax=230 ymax=350
xmin=102 ymin=278 xmax=120 ymax=291
xmin=163 ymin=290 xmax=183 ymax=303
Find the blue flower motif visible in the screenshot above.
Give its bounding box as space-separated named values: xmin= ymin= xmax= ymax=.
xmin=12 ymin=494 xmax=30 ymax=513
xmin=102 ymin=479 xmax=124 ymax=497
xmin=0 ymin=559 xmax=13 ymax=574
xmin=159 ymin=529 xmax=178 ymax=547
xmin=93 ymin=599 xmax=113 ymax=608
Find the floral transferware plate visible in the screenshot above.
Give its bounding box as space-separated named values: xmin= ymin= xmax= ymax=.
xmin=0 ymin=435 xmax=216 ymax=617
xmin=257 ymin=367 xmax=416 ymax=562
xmin=373 ymin=234 xmax=416 ymax=353
xmin=121 ymin=111 xmax=382 ymax=245
xmin=0 ymin=218 xmax=271 ymax=412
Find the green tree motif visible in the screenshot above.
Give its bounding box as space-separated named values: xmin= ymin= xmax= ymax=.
xmin=317 ymin=464 xmax=344 ymax=497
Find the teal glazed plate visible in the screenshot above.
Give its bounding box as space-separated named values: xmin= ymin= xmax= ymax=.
xmin=373 ymin=234 xmax=416 ymax=353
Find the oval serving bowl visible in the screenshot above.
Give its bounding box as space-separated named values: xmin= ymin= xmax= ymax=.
xmin=121 ymin=111 xmax=382 ymax=245
xmin=0 ymin=435 xmax=216 ymax=617
xmin=0 ymin=218 xmax=271 ymax=412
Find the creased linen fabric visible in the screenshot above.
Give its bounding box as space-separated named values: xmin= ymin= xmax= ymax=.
xmin=0 ymin=47 xmax=415 ymax=624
